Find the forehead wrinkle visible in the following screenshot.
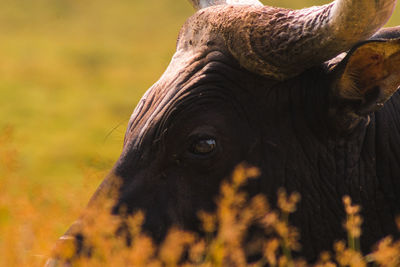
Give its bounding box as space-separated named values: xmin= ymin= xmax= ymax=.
xmin=124 ymin=51 xmax=211 ymax=136
xmin=123 ymin=49 xmax=253 ymax=155
xmin=154 ymin=80 xmax=253 ymax=149
xmin=122 ymin=55 xmax=207 ymax=149
xmin=151 ymin=56 xmax=264 ymax=145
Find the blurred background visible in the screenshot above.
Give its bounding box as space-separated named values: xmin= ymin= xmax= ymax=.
xmin=0 ymin=0 xmax=399 ymax=265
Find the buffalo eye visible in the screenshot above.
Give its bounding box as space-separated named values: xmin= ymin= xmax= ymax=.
xmin=190 ymin=138 xmax=217 ymax=156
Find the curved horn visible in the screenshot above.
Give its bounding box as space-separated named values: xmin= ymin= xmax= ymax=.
xmin=186 ymin=0 xmax=397 ymax=80
xmin=190 ymin=0 xmax=262 ymax=9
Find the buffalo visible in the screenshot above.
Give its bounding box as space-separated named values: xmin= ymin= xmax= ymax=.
xmin=49 ymin=0 xmax=400 ymax=264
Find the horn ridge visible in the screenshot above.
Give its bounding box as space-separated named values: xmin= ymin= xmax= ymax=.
xmin=184 ymin=0 xmax=397 ymax=80
xmin=189 ymin=0 xmax=263 ymax=10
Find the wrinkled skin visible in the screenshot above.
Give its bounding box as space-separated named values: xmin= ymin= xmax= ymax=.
xmin=89 ymin=29 xmax=400 ymax=260
xmin=48 ymin=13 xmax=400 ymax=262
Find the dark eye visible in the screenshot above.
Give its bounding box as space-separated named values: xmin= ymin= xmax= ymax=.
xmin=190 ymin=138 xmax=217 ymax=156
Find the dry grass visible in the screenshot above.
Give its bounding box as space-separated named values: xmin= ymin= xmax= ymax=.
xmin=1 ymin=124 xmax=400 ymax=267
xmin=1 ymin=107 xmax=400 ymax=267
xmin=1 ymin=127 xmax=399 ymax=266
xmin=1 ymin=1 xmax=400 ymax=266
xmin=41 ymin=164 xmax=400 ymax=267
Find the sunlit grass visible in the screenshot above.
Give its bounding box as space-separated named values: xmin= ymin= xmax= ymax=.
xmin=0 ymin=0 xmax=192 ymax=190
xmin=1 ymin=0 xmax=399 ymax=195
xmin=44 ymin=164 xmax=400 ymax=266
xmin=1 ymin=0 xmax=400 ymax=266
xmin=3 ymin=128 xmax=399 ymax=266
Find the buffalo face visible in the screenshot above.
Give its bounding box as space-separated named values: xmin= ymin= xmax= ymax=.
xmin=50 ymin=0 xmax=400 ymax=263
xmin=113 ymin=51 xmax=265 ymax=241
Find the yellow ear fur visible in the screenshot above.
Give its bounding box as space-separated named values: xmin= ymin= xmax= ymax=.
xmin=336 ymin=39 xmax=400 ymax=109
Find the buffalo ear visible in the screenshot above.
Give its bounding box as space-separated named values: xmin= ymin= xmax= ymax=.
xmin=330 ymin=38 xmax=400 ymax=131
xmin=331 ymin=39 xmax=400 ymax=122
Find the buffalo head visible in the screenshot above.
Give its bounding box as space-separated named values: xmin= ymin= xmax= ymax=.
xmin=50 ymin=0 xmax=400 ymax=263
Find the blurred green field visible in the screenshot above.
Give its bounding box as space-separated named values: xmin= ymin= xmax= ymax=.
xmin=0 ymin=0 xmax=400 ymax=265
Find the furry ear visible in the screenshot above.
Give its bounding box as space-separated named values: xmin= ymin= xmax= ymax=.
xmin=330 ymin=39 xmax=400 ymax=131
xmin=332 ymin=39 xmax=400 ymax=116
